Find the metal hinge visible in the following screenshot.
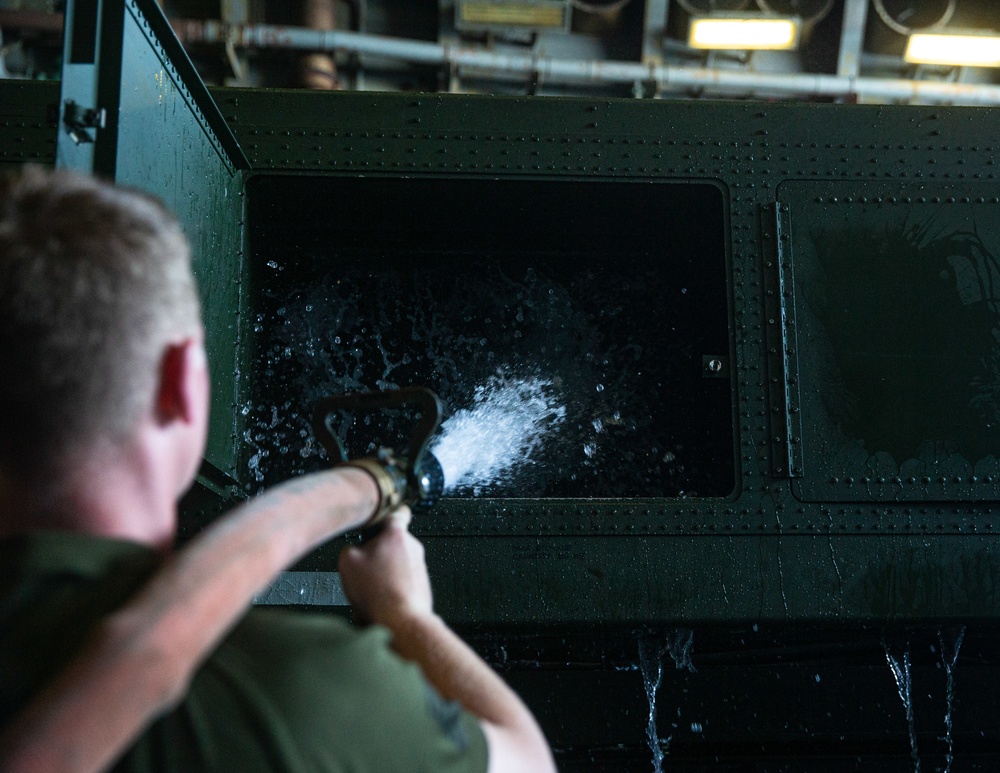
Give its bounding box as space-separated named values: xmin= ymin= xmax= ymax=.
xmin=763 ymin=201 xmax=804 ymax=478
xmin=62 ymin=100 xmax=107 ymax=145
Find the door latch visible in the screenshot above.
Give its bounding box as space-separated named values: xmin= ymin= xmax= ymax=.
xmin=62 ymin=100 xmax=106 ymax=145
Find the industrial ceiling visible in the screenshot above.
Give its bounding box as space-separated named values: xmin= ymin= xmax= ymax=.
xmin=2 ymin=0 xmax=1000 ymax=103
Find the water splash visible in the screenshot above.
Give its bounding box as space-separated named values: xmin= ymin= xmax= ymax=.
xmin=665 ymin=628 xmax=697 ymax=673
xmin=885 ymin=642 xmax=921 ymax=773
xmin=939 ymin=626 xmax=965 ymax=773
xmin=639 ymin=636 xmax=668 ymax=773
xmin=638 ymin=630 xmax=696 ymax=772
xmin=773 ymin=504 xmax=790 ymax=616
xmin=825 ymin=509 xmax=844 ymax=616
xmin=430 ymin=372 xmax=566 ymax=493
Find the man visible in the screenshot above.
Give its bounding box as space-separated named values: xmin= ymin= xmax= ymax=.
xmin=0 ymin=167 xmax=555 ymax=773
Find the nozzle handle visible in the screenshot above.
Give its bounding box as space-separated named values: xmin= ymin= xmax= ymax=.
xmin=313 ymin=387 xmax=446 ymax=515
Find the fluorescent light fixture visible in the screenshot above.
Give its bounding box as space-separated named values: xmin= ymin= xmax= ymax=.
xmin=457 ymin=1 xmax=568 ymax=30
xmin=688 ymin=15 xmax=801 ymax=51
xmin=905 ymin=31 xmax=1000 ymax=68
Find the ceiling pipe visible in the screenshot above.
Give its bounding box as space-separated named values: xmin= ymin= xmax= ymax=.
xmin=299 ymin=0 xmax=339 ymax=90
xmin=836 ymin=0 xmax=868 ymax=79
xmin=173 ymin=20 xmax=1000 ymax=105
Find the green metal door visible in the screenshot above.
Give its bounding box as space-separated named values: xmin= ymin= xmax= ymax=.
xmin=57 ymin=0 xmax=250 ymax=488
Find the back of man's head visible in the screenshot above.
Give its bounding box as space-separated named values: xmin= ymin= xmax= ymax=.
xmin=0 ymin=167 xmax=201 ymax=488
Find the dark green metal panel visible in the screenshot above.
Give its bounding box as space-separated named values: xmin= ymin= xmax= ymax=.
xmin=295 ymin=532 xmax=1000 ymax=625
xmin=213 ymin=87 xmax=1000 ymax=625
xmin=58 ymin=0 xmax=250 ymax=481
xmin=779 ymin=181 xmax=1000 ymax=503
xmin=0 ymin=80 xmax=58 ymax=169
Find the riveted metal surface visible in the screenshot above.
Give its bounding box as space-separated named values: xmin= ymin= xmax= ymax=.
xmin=7 ymin=75 xmax=988 ymax=619
xmin=200 ymin=87 xmax=1000 ymax=622
xmin=778 ymin=182 xmax=1000 ymax=504
xmin=0 ymin=80 xmax=59 ymax=168
xmin=113 ymin=0 xmax=248 ymax=479
xmin=119 ymin=0 xmax=246 ymax=175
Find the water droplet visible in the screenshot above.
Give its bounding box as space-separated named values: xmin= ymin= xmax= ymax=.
xmin=596 ymin=383 xmax=605 ymax=392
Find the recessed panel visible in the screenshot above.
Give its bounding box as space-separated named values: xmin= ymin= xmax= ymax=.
xmin=782 ymin=182 xmax=1000 ymax=501
xmin=244 ymin=175 xmax=733 ymax=500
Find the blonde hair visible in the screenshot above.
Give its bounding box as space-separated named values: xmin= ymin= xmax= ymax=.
xmin=0 ymin=167 xmax=201 ymax=482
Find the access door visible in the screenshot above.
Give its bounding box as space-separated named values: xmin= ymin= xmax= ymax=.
xmin=57 ymin=0 xmax=250 ymax=486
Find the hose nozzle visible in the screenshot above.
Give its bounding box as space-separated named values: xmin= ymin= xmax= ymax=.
xmin=313 ymin=387 xmax=445 ymax=523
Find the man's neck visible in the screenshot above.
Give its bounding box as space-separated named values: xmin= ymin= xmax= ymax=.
xmin=0 ymin=442 xmax=178 ymax=552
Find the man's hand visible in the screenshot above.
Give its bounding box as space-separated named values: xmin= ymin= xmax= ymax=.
xmin=337 ymin=508 xmax=557 ymax=773
xmin=338 ymin=507 xmax=433 ymax=627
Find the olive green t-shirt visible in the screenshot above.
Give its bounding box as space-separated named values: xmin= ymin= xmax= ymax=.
xmin=0 ymin=531 xmax=488 ymax=772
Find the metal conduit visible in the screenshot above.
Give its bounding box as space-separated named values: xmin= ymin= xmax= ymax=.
xmin=172 ymin=20 xmax=1000 ymax=105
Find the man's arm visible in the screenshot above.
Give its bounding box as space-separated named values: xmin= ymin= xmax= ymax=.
xmin=338 ymin=511 xmax=557 ymax=773
xmin=0 ymin=466 xmax=380 ymax=773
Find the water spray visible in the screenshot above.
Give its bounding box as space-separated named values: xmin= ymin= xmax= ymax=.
xmin=430 ymin=374 xmax=566 ymax=495
xmin=311 ymin=376 xmax=568 ymax=518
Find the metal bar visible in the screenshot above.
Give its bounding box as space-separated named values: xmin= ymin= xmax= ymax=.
xmin=253 ymin=571 xmax=349 ymax=606
xmin=641 ymin=0 xmax=669 ymax=65
xmin=174 ymin=21 xmax=1000 ymax=105
xmin=220 ymin=0 xmax=249 ymax=24
xmin=836 ymin=0 xmax=869 ymax=79
xmin=220 ymin=0 xmax=250 ymax=84
xmin=774 ymin=202 xmax=803 ymax=478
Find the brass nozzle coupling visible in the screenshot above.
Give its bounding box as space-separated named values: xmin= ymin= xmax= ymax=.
xmin=342 ymin=448 xmax=444 ymax=525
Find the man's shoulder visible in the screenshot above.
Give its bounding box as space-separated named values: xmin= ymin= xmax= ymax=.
xmin=205 ymin=607 xmax=403 ymax=701
xmin=158 ymin=609 xmax=488 ymax=772
xmin=231 ymin=606 xmax=378 ymax=649
xmin=217 ymin=607 xmax=396 ymax=681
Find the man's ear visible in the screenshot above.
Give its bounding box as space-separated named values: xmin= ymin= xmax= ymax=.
xmin=155 ymin=338 xmax=205 ymax=425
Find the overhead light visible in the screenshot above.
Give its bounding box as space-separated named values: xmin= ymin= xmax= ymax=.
xmin=905 ymin=31 xmax=1000 ymax=68
xmin=688 ymin=15 xmax=801 ymax=51
xmin=456 ymin=1 xmax=569 ymax=31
